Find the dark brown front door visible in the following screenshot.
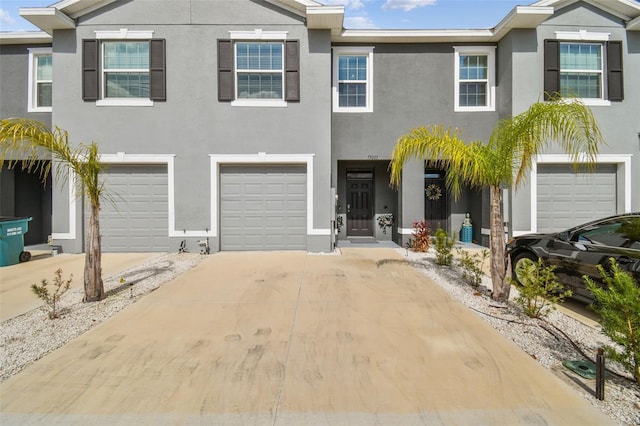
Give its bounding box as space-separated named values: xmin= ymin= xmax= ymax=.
xmin=425 ymin=168 xmax=448 ymax=232
xmin=347 ymin=172 xmax=374 ymax=237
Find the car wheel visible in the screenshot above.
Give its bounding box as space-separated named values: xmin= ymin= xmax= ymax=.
xmin=512 ymin=252 xmax=537 ymax=285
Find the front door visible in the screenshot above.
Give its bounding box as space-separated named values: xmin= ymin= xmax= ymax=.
xmin=425 ymin=167 xmax=448 ymax=232
xmin=347 ymin=171 xmax=374 ymax=237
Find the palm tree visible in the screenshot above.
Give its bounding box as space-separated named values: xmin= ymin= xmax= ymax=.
xmin=389 ymin=95 xmax=604 ymax=302
xmin=0 ymin=118 xmax=106 ymax=302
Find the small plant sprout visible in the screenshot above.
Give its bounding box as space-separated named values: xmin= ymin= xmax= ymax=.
xmin=434 ymin=228 xmax=455 ymax=266
xmin=511 ymin=258 xmax=571 ymax=319
xmin=31 ymin=268 xmax=73 ymax=319
xmin=456 ymin=248 xmax=489 ymax=287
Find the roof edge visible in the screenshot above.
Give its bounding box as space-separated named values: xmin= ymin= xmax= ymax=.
xmin=0 ymin=31 xmax=52 ymax=45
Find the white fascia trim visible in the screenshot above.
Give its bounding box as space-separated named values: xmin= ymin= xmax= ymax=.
xmin=52 ymin=167 xmax=77 ymax=240
xmin=454 ymin=46 xmax=496 ymax=112
xmin=229 ymin=30 xmax=288 ymax=40
xmin=95 ymin=29 xmax=154 ymax=39
xmin=555 ymin=30 xmax=610 ymax=41
xmin=526 ymin=154 xmax=633 ymax=234
xmin=97 ymin=153 xmax=193 ymax=238
xmin=210 ymin=153 xmax=325 ymax=238
xmin=27 ymin=47 xmax=52 ymax=113
xmin=332 ymin=46 xmax=374 ymax=113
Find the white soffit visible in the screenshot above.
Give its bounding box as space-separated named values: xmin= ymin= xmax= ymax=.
xmin=306 ymin=6 xmax=344 ymax=31
xmin=0 ymin=31 xmax=51 ymax=45
xmin=19 ymin=7 xmax=75 ymax=34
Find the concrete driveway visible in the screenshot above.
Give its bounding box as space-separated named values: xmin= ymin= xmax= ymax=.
xmin=0 ymin=248 xmax=612 ymax=425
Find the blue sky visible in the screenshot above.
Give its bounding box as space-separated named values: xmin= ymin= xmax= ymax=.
xmin=1 ymin=0 xmax=639 ymax=32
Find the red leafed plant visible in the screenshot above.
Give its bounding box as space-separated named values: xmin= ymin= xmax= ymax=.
xmin=410 ymin=220 xmax=431 ymax=252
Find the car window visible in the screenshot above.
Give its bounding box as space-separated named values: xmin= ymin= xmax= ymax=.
xmin=575 ymin=216 xmax=640 ymax=250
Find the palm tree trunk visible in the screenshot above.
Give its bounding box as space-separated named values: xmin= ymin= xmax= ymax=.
xmin=84 ymin=202 xmax=104 ymax=302
xmin=489 ymin=185 xmax=509 ymax=302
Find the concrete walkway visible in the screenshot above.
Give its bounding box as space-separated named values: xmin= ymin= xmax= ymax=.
xmin=0 ymin=249 xmax=612 ymax=425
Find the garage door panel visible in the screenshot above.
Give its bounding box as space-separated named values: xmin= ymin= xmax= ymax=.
xmin=220 ymin=165 xmax=307 ymax=251
xmin=537 ymin=164 xmax=616 ymax=232
xmin=93 ymin=165 xmax=169 ymax=252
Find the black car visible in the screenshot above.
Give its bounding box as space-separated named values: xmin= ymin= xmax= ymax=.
xmin=506 ymin=213 xmax=640 ymax=303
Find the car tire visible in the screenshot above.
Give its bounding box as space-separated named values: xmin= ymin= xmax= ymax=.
xmin=512 ymin=252 xmax=537 ymax=285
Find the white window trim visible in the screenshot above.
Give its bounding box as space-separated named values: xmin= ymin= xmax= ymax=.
xmin=27 ymin=47 xmax=52 ymax=112
xmin=93 ymin=29 xmax=154 ymax=106
xmin=515 ymin=154 xmax=633 ymax=235
xmin=229 ymin=30 xmax=288 ymax=107
xmin=210 ymin=153 xmax=330 ymax=238
xmin=555 ymin=31 xmax=612 ymax=106
xmin=454 ymin=46 xmax=496 ymax=112
xmin=332 ymin=46 xmax=374 ymax=113
xmin=229 ymin=29 xmax=288 ymax=40
xmin=555 ymin=30 xmax=610 ymax=41
xmin=95 ymin=29 xmax=154 ymax=40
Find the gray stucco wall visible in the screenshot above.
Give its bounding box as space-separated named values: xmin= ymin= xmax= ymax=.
xmin=0 ymin=44 xmax=52 ymax=125
xmin=331 ymin=42 xmax=500 ymax=244
xmin=49 ymin=0 xmax=333 ymax=253
xmin=509 ymin=2 xmax=640 ymax=234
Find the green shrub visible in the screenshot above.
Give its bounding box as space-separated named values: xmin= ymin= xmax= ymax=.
xmin=434 ymin=228 xmax=454 ymax=266
xmin=512 ymin=258 xmax=571 ymax=318
xmin=585 ymin=259 xmax=640 ymax=384
xmin=31 ymin=268 xmax=72 ymax=319
xmin=408 ymin=220 xmax=431 ymax=252
xmin=456 ymin=248 xmax=489 ymax=287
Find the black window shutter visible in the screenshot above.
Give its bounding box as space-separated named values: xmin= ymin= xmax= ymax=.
xmin=82 ymin=39 xmax=99 ymax=101
xmin=543 ymin=40 xmax=560 ymax=100
xmin=218 ymin=39 xmax=234 ymax=102
xmin=149 ymin=39 xmax=166 ymax=101
xmin=606 ymin=41 xmax=623 ymax=101
xmin=285 ymin=40 xmax=300 ymax=102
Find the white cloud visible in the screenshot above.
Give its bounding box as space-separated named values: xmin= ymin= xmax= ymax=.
xmin=344 ymin=15 xmax=378 ymax=29
xmin=0 ymin=8 xmax=17 ymax=26
xmin=381 ymin=0 xmax=437 ymax=12
xmin=322 ymin=0 xmax=367 ymax=10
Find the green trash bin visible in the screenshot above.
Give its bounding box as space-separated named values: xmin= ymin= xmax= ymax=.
xmin=0 ymin=217 xmax=33 ymax=267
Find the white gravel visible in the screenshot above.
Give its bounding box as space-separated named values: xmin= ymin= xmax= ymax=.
xmin=1 ymin=248 xmax=639 ymax=425
xmin=400 ymin=247 xmax=640 ymax=426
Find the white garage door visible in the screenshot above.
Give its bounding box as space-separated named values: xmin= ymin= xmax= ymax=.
xmin=93 ymin=164 xmax=169 ymax=252
xmin=220 ymin=165 xmax=307 ymax=250
xmin=537 ymin=164 xmax=617 ymax=232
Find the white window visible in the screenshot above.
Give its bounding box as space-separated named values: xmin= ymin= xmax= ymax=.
xmin=225 ymin=30 xmax=291 ymax=107
xmin=332 ymin=46 xmax=374 ymax=113
xmin=28 ymin=48 xmax=52 ymax=112
xmin=236 ymin=42 xmax=284 ymax=100
xmin=94 ymin=30 xmax=154 ymax=106
xmin=560 ymin=43 xmax=603 ymax=99
xmin=454 ymin=46 xmax=495 ymax=112
xmin=102 ymin=41 xmax=150 ymax=99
